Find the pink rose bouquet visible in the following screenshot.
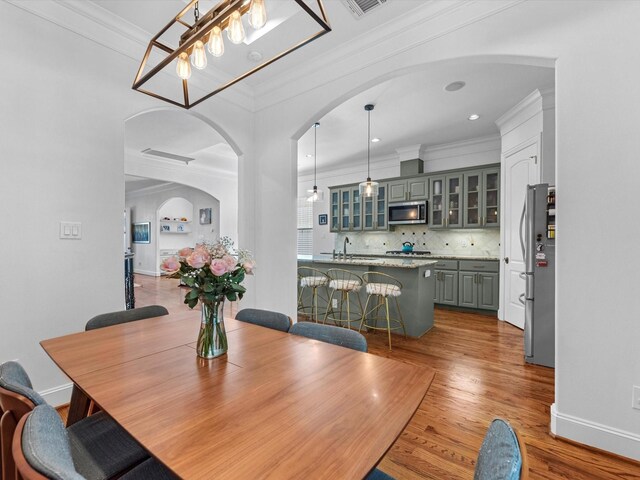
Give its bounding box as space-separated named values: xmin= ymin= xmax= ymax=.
xmin=160 ymin=237 xmax=254 ymax=309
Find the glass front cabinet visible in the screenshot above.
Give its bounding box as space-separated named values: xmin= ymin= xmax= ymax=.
xmin=329 ymin=165 xmax=498 ymax=232
xmin=330 ymin=190 xmax=340 ymax=232
xmin=429 ymin=174 xmax=463 ymax=229
xmin=330 ymin=185 xmax=368 ymax=232
xmin=463 ymin=168 xmax=500 ymax=228
xmin=363 ymin=184 xmax=386 ymax=231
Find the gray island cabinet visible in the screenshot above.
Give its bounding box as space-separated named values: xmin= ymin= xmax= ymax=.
xmin=297 ymin=256 xmax=436 ymax=338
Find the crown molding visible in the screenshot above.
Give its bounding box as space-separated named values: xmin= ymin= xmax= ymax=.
xmin=5 ymin=0 xmax=255 ymax=112
xmin=422 ymin=134 xmax=500 ymax=157
xmin=125 ymin=181 xmax=181 ymax=197
xmin=494 ymin=88 xmax=542 ymax=134
xmin=125 ymin=152 xmax=239 ymax=181
xmin=254 ymin=0 xmax=527 ymax=111
xmin=539 ymin=85 xmax=556 ymax=111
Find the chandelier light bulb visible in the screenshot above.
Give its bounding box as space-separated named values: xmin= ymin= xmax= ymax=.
xmin=176 ymin=52 xmax=192 ymax=80
xmin=248 ymin=0 xmax=267 ymax=29
xmin=207 ymin=26 xmax=225 ymax=57
xmin=191 ymin=40 xmax=207 ymax=70
xmin=227 ymin=10 xmax=246 ymax=44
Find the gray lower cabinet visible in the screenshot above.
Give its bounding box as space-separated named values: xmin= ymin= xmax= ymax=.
xmin=458 ymin=271 xmax=478 ymax=308
xmin=433 ymin=259 xmax=499 ymax=311
xmin=435 ymin=270 xmax=458 ymax=305
xmin=433 ymin=260 xmax=458 ymax=306
xmin=457 ymin=260 xmax=499 ymax=310
xmin=477 ymin=272 xmax=499 ymax=310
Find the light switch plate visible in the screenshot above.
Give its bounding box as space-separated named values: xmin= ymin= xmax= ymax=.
xmin=60 ymin=221 xmax=82 ymax=240
xmin=633 ymin=386 xmax=640 ymax=410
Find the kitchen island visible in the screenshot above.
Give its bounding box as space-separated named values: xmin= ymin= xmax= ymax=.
xmin=298 ymin=256 xmax=437 ymax=337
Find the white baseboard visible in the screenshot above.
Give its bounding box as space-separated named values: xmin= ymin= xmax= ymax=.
xmin=551 ymin=403 xmax=640 ymax=461
xmin=134 ymin=269 xmax=159 ymax=276
xmin=39 ymin=383 xmax=73 ymax=408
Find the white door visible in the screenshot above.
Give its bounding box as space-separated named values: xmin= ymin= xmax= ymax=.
xmin=502 ymin=141 xmax=539 ymax=329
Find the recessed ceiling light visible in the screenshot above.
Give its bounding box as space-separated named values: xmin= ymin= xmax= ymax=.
xmin=371 ymin=138 xmax=381 ymax=143
xmin=306 ymin=154 xmax=313 ymax=158
xmin=444 ymin=81 xmax=466 ymax=92
xmin=468 ymin=114 xmax=480 ymax=121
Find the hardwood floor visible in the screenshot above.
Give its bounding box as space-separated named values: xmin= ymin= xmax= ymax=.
xmin=128 ymin=275 xmax=639 ymax=479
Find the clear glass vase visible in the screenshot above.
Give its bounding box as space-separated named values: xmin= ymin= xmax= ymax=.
xmin=197 ymin=300 xmax=228 ymax=359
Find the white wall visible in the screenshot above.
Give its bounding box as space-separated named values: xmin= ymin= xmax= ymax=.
xmin=126 ymin=185 xmax=221 ymax=276
xmin=252 ymin=1 xmax=640 ymax=460
xmin=0 ymin=1 xmax=251 ymax=405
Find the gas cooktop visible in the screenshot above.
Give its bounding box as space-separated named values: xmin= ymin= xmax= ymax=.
xmin=385 ymin=250 xmax=432 ymax=256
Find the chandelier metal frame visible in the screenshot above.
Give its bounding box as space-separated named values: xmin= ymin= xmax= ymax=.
xmin=132 ymin=0 xmax=331 ymax=109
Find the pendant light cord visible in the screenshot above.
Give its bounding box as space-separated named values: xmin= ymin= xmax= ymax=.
xmin=314 ymin=123 xmax=317 ymax=186
xmin=367 ymin=108 xmax=371 ymax=179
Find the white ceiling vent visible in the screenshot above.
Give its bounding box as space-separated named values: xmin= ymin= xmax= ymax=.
xmin=141 ymin=148 xmax=195 ymax=165
xmin=341 ymin=0 xmax=388 ymax=18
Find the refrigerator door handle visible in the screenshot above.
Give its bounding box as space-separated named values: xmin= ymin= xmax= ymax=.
xmin=524 ymin=299 xmax=534 ymax=357
xmin=519 ymin=193 xmax=527 ymax=264
xmin=518 ymin=293 xmax=526 ymax=305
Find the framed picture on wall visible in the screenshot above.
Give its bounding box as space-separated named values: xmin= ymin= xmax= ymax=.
xmin=132 ymin=222 xmax=151 ymax=244
xmin=318 ymin=214 xmax=328 ymax=226
xmin=200 ymin=208 xmax=212 ymax=225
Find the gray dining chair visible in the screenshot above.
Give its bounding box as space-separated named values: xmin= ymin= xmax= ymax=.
xmin=365 ymin=469 xmax=395 ymax=480
xmin=0 ymin=361 xmax=148 ymax=480
xmin=289 ymin=322 xmax=367 ymax=352
xmin=13 ymin=404 xmax=178 ymax=480
xmin=474 ymin=418 xmax=527 ymax=479
xmin=85 ymin=305 xmax=169 ymax=331
xmin=235 ymin=308 xmax=292 ymax=332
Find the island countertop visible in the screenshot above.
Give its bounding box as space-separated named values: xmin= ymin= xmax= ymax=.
xmin=320 ymin=252 xmax=499 ymax=261
xmin=298 ymin=255 xmax=438 ymax=269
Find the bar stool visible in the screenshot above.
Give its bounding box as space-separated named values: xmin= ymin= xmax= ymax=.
xmin=297 ymin=267 xmax=330 ymax=322
xmin=323 ymin=268 xmax=363 ymax=330
xmin=359 ymin=272 xmax=406 ymax=350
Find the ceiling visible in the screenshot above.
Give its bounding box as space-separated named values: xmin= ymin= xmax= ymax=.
xmin=297 ymin=62 xmax=554 ymax=174
xmin=92 ymin=0 xmax=430 ymax=88
xmin=93 ymin=1 xmax=553 ymax=178
xmin=125 ymin=109 xmax=237 ymax=173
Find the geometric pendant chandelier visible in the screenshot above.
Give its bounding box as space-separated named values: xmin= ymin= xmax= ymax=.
xmin=132 ymin=0 xmax=331 ymax=109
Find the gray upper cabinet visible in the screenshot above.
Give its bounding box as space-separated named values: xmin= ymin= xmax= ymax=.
xmin=329 ymin=164 xmax=498 ymax=232
xmin=463 ymin=170 xmax=483 ymax=228
xmin=388 ymin=177 xmax=428 ymax=202
xmin=330 ymin=190 xmax=340 ymax=232
xmin=464 ymin=167 xmax=500 ymax=228
xmin=362 ymin=184 xmax=387 ymax=231
xmin=430 ymin=174 xmax=463 ymax=229
xmin=483 ymin=168 xmax=500 ymax=228
xmin=329 ymin=185 xmax=363 ymax=232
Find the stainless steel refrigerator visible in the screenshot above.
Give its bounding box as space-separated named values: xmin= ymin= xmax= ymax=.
xmin=519 ymin=184 xmax=555 ymax=368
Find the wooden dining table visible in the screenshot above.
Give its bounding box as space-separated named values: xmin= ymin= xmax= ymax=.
xmin=40 ymin=310 xmax=435 ymax=480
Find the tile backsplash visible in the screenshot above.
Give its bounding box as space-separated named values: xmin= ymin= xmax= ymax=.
xmin=335 ymin=226 xmax=500 ymax=257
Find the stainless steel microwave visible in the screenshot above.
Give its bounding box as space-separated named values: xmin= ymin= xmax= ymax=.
xmin=388 ymin=201 xmax=428 ymax=225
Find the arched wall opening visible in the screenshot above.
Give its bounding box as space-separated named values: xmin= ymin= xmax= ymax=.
xmin=124 ymin=107 xmax=241 ymax=245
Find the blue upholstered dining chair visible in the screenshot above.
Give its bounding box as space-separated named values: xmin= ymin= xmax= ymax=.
xmin=85 ymin=304 xmax=169 ymax=331
xmin=12 ymin=404 xmax=178 ymax=480
xmin=289 ymin=321 xmax=367 ymax=352
xmin=235 ymin=308 xmax=292 ymax=332
xmin=0 ymin=361 xmax=148 ymax=480
xmin=474 ymin=418 xmax=527 ymax=480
